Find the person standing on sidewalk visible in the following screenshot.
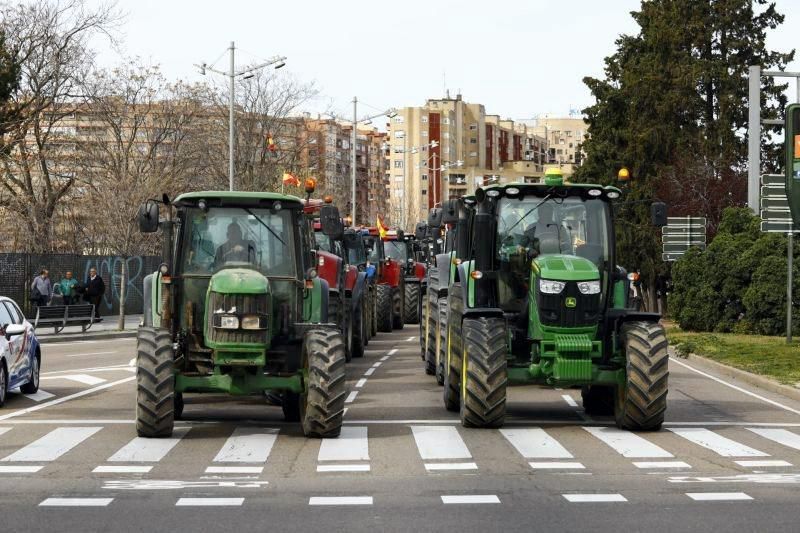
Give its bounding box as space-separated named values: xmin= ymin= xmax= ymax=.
xmin=84 ymin=267 xmax=105 ymax=320
xmin=30 ymin=269 xmax=53 ymax=308
xmin=58 ymin=271 xmax=79 ymax=306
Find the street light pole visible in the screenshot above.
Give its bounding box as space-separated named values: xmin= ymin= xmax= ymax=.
xmin=352 ymin=96 xmax=357 ymax=228
xmin=229 ymin=41 xmax=235 ymax=191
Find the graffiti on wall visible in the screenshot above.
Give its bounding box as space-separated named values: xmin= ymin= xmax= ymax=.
xmin=82 ymin=256 xmax=146 ymax=312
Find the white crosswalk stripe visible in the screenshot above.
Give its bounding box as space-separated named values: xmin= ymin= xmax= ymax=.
xmin=584 ymin=427 xmax=673 ymax=458
xmin=212 ymin=427 xmax=278 ymax=463
xmin=0 ymin=427 xmax=11 ymax=437
xmin=412 ymin=425 xmax=475 ymax=471
xmin=668 ymin=428 xmax=768 ymax=457
xmin=746 ymin=428 xmax=800 ymax=452
xmin=1 ymin=427 xmax=101 ymax=462
xmin=108 ymin=427 xmax=190 ymax=462
xmin=318 ymin=426 xmax=369 ymax=463
xmin=500 ymin=428 xmax=573 ymax=459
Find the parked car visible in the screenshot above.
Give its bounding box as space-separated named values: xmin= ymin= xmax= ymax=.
xmin=0 ymin=296 xmax=41 ymax=407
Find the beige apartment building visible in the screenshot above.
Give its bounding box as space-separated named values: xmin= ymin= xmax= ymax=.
xmin=386 ymin=93 xmax=548 ymax=230
xmin=523 ymin=115 xmax=588 ymax=177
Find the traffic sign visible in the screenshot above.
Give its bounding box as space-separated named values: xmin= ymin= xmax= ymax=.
xmin=662 ymin=243 xmax=705 ymax=253
xmin=761 ymin=196 xmax=790 ymax=210
xmin=662 ymin=253 xmax=687 ymax=262
xmin=662 ymin=234 xmax=706 ymax=244
xmin=761 ymin=220 xmax=800 ymax=233
xmin=662 ymin=226 xmax=705 ymax=236
xmin=761 ymin=174 xmax=786 ymax=186
xmin=666 ymin=216 xmax=706 ymax=227
xmin=761 ymin=185 xmax=787 ymax=197
xmin=760 ymin=209 xmax=793 ymax=220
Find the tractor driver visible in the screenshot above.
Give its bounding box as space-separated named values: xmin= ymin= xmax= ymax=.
xmin=521 ymin=202 xmax=572 ymax=255
xmin=215 ymin=222 xmax=256 ymax=266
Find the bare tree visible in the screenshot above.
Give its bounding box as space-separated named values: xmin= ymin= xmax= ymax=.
xmin=77 ymin=59 xmax=207 ymax=329
xmin=0 ymin=0 xmax=119 ymax=253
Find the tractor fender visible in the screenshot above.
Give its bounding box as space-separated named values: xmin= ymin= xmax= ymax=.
xmin=605 ymin=309 xmax=661 ymax=333
xmin=142 ymin=272 xmax=155 ymax=328
xmin=414 ymin=262 xmax=427 ymax=281
xmin=434 ymin=252 xmax=452 ymax=292
xmin=317 ymin=251 xmax=342 ymax=290
xmin=303 ymin=276 xmax=329 ymax=324
xmin=344 ymin=264 xmax=358 ymax=293
xmin=454 ymin=263 xmax=504 ymax=320
xmin=381 ymin=259 xmax=402 ymax=287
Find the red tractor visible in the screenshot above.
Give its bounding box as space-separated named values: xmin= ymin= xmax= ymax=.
xmin=304 ymin=198 xmax=368 ymax=361
xmin=363 ymin=228 xmax=404 ymax=332
xmin=383 ymin=230 xmax=427 ymax=324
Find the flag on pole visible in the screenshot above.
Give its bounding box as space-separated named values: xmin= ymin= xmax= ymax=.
xmin=377 ymin=215 xmax=389 ymax=239
xmin=282 ymin=172 xmax=300 ymax=187
xmin=267 ymin=135 xmax=277 ymax=153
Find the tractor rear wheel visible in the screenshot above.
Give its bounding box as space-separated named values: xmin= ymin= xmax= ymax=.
xmin=581 ymin=385 xmax=614 ymax=416
xmin=351 ymin=293 xmax=366 ymax=359
xmin=435 ymin=297 xmax=448 ymax=386
xmin=460 ymin=317 xmax=507 ymax=428
xmin=404 ymin=282 xmax=420 ymax=324
xmin=442 ymin=290 xmax=462 ymax=412
xmin=424 ymin=296 xmax=437 ymax=376
xmin=614 ymin=321 xmax=669 ymax=431
xmin=376 ymin=284 xmax=392 ymax=332
xmin=370 ymin=287 xmax=378 ymax=337
xmin=392 ymin=285 xmax=404 ymax=330
xmin=136 ymin=327 xmax=175 ymax=438
xmin=301 ymin=329 xmax=347 ymax=438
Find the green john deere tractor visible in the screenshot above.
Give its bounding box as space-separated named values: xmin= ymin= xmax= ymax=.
xmin=444 ymin=168 xmax=669 ymax=431
xmin=135 ymin=189 xmax=347 ymax=438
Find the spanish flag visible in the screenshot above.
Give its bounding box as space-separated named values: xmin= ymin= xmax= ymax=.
xmin=267 ymin=135 xmax=277 ymax=152
xmin=282 ymin=172 xmax=300 ymax=187
xmin=377 ymin=215 xmax=389 ymax=239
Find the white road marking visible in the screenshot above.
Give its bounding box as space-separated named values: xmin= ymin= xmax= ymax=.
xmin=669 ymin=473 xmax=800 ymax=483
xmin=0 ymin=376 xmax=135 ymax=421
xmin=204 ymin=466 xmax=263 ymax=474
xmin=355 ymin=378 xmax=367 ymax=388
xmin=2 ymin=426 xmax=101 ymax=462
xmin=22 ymin=389 xmax=55 ymax=402
xmin=425 ymin=462 xmax=478 ymax=471
xmin=388 ymin=349 xmax=398 ymax=355
xmin=380 ymin=355 xmax=390 ymax=361
xmin=529 ymin=462 xmax=585 ymax=469
xmin=317 ymin=464 xmax=371 ymax=472
xmin=411 ymin=426 xmax=471 ymax=460
xmin=686 ymin=492 xmax=752 ymax=501
xmin=213 ymin=427 xmax=279 ymax=463
xmin=563 ymin=494 xmax=627 ymax=503
xmin=103 ymin=479 xmax=270 ymax=490
xmin=441 ymin=495 xmax=500 ymax=504
xmin=406 ymin=337 xmax=415 ymax=342
xmin=0 ymin=465 xmax=43 ymax=473
xmin=501 ymin=428 xmax=573 ymax=459
xmin=128 ymin=358 xmax=136 ymax=367
xmin=93 ymin=465 xmax=152 ymax=474
xmin=345 ymin=391 xmax=359 ymax=404
xmin=633 ymin=461 xmax=692 ymax=469
xmin=584 ymin=427 xmax=673 ymax=458
xmin=668 ymin=428 xmax=768 ymax=457
xmin=63 ymin=374 xmax=107 ymax=386
xmin=41 ymin=364 xmax=132 ymax=376
xmin=109 ymin=427 xmax=190 ymax=462
xmin=0 ymin=427 xmax=10 ymax=436
xmin=746 ymin=428 xmax=800 ymax=451
xmin=318 ymin=426 xmax=369 ymax=461
xmin=670 ymin=357 xmax=800 ymax=416
xmin=176 ymin=498 xmax=244 ymax=507
xmin=309 ymin=496 xmax=373 ymax=506
xmin=561 ymin=394 xmax=578 ymax=408
xmin=64 ymin=351 xmax=117 ymax=357
xmin=40 ymin=498 xmax=113 ymax=507
xmin=734 ymin=460 xmax=792 ymax=468
xmin=363 ymin=368 xmax=376 ymax=376
xmin=372 ymin=361 xmax=382 ymax=368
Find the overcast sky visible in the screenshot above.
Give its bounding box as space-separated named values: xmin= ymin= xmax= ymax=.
xmin=87 ymin=0 xmax=800 ymax=120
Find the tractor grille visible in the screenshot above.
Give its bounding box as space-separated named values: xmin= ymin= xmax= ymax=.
xmin=537 ymin=281 xmax=601 ymax=328
xmin=207 ymin=291 xmax=269 ymax=345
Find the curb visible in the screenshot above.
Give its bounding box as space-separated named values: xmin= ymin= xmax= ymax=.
xmin=38 ymin=330 xmax=138 ymax=345
xmin=673 ymin=349 xmax=800 ymax=403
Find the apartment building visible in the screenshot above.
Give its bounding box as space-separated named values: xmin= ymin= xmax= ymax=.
xmin=522 ymin=115 xmax=588 ymax=177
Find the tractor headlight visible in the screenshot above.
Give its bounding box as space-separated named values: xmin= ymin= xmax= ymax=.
xmin=539 ymin=279 xmax=566 ymax=294
xmin=241 ymin=315 xmax=268 ymax=330
xmin=215 ymin=314 xmax=239 ymax=329
xmin=577 ymin=280 xmax=601 ymax=295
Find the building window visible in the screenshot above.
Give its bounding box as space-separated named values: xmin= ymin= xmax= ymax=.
xmin=422 ymin=131 xmax=428 ymax=137
xmin=421 ymin=190 xmax=427 ymax=195
xmin=394 ymin=160 xmax=403 ymax=168
xmin=442 ymin=117 xmax=450 ymax=125
xmin=394 ymin=116 xmax=404 ymax=124
xmin=394 ymin=130 xmax=405 ymax=138
xmin=394 ymin=175 xmax=404 ymax=182
xmin=421 ymin=116 xmax=428 ymax=123
xmin=469 ymin=151 xmax=478 ymax=157
xmin=469 ymin=123 xmax=478 ymax=130
xmin=469 ymin=138 xmax=477 ymax=144
xmin=421 ymin=175 xmax=428 ymax=180
xmin=566 ymin=131 xmax=572 ymax=137
xmin=443 ymin=132 xmax=449 ymax=139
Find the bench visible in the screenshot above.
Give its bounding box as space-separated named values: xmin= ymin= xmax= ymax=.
xmin=34 ymin=304 xmax=96 ymax=333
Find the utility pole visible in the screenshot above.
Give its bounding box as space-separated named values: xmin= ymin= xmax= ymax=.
xmin=228 ymin=41 xmax=235 ymax=192
xmin=351 ymin=96 xmax=357 ymax=228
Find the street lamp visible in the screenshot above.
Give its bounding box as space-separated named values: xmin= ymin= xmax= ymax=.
xmin=196 ymin=42 xmax=287 ymax=191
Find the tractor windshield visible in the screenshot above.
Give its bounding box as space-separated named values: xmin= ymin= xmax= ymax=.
xmin=364 ymin=236 xmax=382 ymax=263
xmin=497 ymin=195 xmax=611 ymax=270
xmin=347 ymin=240 xmax=367 ymax=265
xmin=384 ymin=240 xmax=409 ymax=262
xmin=182 ymin=207 xmax=296 ymax=277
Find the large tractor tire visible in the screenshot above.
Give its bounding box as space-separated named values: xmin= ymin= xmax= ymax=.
xmin=420 ymin=295 xmax=428 ymax=360
xmin=301 ymin=329 xmax=347 ymax=438
xmin=614 ymin=321 xmax=669 ymax=431
xmin=376 ymin=284 xmax=393 ymax=333
xmin=370 ymin=287 xmax=378 ymax=337
xmin=351 ymin=293 xmax=366 ymax=359
xmin=442 ymin=290 xmax=462 ymax=412
xmin=136 ymin=327 xmax=176 ymax=438
xmin=460 ymin=317 xmax=507 ymax=428
xmin=435 ymin=297 xmax=448 ymax=386
xmin=424 ymin=296 xmax=437 ymax=376
xmin=404 ymin=282 xmax=420 ymax=324
xmin=581 ymin=385 xmax=614 ymax=416
xmin=364 ymin=289 xmax=372 ymax=346
xmin=392 ymin=285 xmax=404 ymax=330
xmin=329 ymin=294 xmax=352 ymax=363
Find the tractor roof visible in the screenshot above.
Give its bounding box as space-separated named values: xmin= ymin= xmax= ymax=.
xmin=174 ymin=191 xmax=304 ymax=207
xmin=479 ymin=182 xmax=622 ymax=202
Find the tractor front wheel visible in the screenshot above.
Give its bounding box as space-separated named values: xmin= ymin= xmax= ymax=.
xmin=614 ymin=321 xmax=669 ymax=431
xmin=424 ymin=296 xmax=437 ymax=376
xmin=460 ymin=317 xmax=507 ymax=428
xmin=301 ymin=329 xmax=347 ymax=438
xmin=442 ymin=294 xmax=462 ymax=412
xmin=351 ymin=293 xmax=366 ymax=359
xmin=136 ymin=327 xmax=175 ymax=438
xmin=376 ymin=284 xmax=393 ymax=332
xmin=392 ymin=285 xmax=404 ymax=330
xmin=436 ymin=297 xmax=448 ymax=386
xmin=404 ymin=282 xmax=420 ymax=324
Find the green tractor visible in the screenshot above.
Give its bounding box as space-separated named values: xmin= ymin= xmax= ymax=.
xmin=444 ymin=168 xmax=669 ymax=431
xmin=135 ymin=189 xmax=348 ymax=438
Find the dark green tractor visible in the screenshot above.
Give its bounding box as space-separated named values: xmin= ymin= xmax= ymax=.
xmin=135 ymin=190 xmax=347 ymax=438
xmin=444 ymin=169 xmax=669 ymax=431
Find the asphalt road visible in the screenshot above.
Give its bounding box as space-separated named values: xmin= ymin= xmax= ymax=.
xmin=1 ymin=327 xmax=800 ymax=532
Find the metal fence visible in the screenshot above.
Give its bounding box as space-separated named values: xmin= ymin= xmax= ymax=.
xmin=1 ymin=253 xmax=161 ymax=316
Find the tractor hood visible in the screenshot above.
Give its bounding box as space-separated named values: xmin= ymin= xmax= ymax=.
xmin=209 ymin=266 xmax=270 ymax=294
xmin=532 ymin=255 xmax=600 ymax=282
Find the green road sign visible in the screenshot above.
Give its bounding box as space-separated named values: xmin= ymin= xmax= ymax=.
xmin=666 ymin=216 xmax=707 ymax=227
xmin=785 ymin=103 xmax=800 ymax=224
xmin=761 ymin=220 xmax=800 ymax=233
xmin=761 ymin=185 xmax=787 ymax=198
xmin=760 ymin=209 xmax=793 ymax=220
xmin=662 ymin=226 xmax=705 ymax=235
xmin=662 ymin=234 xmax=706 ymax=244
xmin=761 ymin=197 xmax=790 ymax=210
xmin=662 ymin=243 xmax=705 ymax=253
xmin=761 ymin=173 xmax=786 ymax=186
xmin=662 ymin=253 xmax=686 ymax=262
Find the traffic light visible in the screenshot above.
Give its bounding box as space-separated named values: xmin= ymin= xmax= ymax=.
xmin=784 ymin=103 xmax=800 ymax=224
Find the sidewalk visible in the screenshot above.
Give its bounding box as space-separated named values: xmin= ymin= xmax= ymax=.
xmin=36 ymin=314 xmax=142 ymax=344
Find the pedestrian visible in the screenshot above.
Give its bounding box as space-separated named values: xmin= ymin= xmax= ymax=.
xmin=84 ymin=267 xmax=105 ymax=320
xmin=30 ymin=269 xmax=53 ymax=308
xmin=58 ymin=271 xmax=79 ymax=306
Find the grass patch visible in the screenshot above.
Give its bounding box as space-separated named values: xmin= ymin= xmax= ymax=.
xmin=666 ymin=327 xmax=800 ymax=385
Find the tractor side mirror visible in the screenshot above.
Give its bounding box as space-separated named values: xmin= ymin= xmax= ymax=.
xmin=441 ymin=199 xmax=459 ymax=224
xmin=137 ymin=201 xmax=160 ymax=233
xmin=651 ymin=202 xmax=668 ymax=227
xmin=427 ymin=207 xmax=443 ymax=228
xmin=320 ymin=205 xmax=344 ymax=240
xmin=414 ymin=222 xmax=427 ymax=240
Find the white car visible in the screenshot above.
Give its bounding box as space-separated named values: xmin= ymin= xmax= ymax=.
xmin=0 ymin=296 xmax=41 ymax=407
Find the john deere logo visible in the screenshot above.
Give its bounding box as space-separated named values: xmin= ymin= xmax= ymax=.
xmin=565 ymin=297 xmax=577 ymax=308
